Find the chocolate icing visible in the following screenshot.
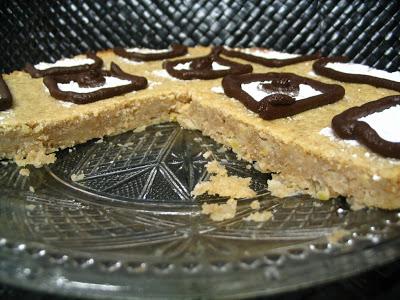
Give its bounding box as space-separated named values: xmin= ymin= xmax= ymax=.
xmin=0 ymin=75 xmax=12 ymax=111
xmin=25 ymin=53 xmax=103 ymax=78
xmin=114 ymin=44 xmax=188 ymax=61
xmin=313 ymin=57 xmax=400 ymax=92
xmin=163 ymin=48 xmax=253 ymax=80
xmin=332 ymin=95 xmax=400 ymax=159
xmin=222 ymin=73 xmax=345 ymax=120
xmin=220 ymin=47 xmax=321 ymax=67
xmin=43 ymin=63 xmax=148 ymax=104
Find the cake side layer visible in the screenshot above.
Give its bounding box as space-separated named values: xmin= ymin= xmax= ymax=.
xmin=178 ymin=93 xmax=400 ymax=210
xmin=1 ymin=93 xmax=188 ymax=167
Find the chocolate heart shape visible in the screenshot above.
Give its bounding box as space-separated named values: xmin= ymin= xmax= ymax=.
xmin=313 ymin=56 xmax=400 ymax=92
xmin=163 ymin=48 xmax=253 ymax=80
xmin=221 ymin=47 xmax=320 ymax=67
xmin=25 ymin=53 xmax=103 ymax=78
xmin=43 ymin=63 xmax=148 ymax=104
xmin=332 ymin=95 xmax=400 ymax=159
xmin=114 ymin=44 xmax=188 ymax=62
xmin=0 ymin=75 xmax=12 ymax=111
xmin=222 ymin=73 xmax=345 ymax=120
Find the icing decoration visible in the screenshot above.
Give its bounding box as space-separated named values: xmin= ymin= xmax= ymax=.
xmin=222 ymin=72 xmax=345 ymax=120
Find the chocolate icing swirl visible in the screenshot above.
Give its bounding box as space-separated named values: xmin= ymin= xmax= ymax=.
xmin=220 ymin=47 xmax=321 ymax=67
xmin=332 ymin=95 xmax=400 ymax=159
xmin=114 ymin=44 xmax=188 ymax=61
xmin=163 ymin=48 xmax=253 ymax=80
xmin=222 ymin=73 xmax=345 ymax=120
xmin=43 ymin=63 xmax=148 ymax=104
xmin=0 ymin=75 xmax=12 ymax=111
xmin=313 ymin=57 xmax=400 ymax=92
xmin=25 ymin=53 xmax=103 ymax=78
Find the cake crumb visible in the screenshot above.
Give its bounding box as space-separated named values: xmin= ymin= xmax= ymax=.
xmin=192 ymin=161 xmax=256 ymax=199
xmin=155 ymin=131 xmax=163 ymax=137
xmin=118 ymin=142 xmax=134 ymax=147
xmin=15 ymin=149 xmax=56 ymax=168
xmin=201 ymin=198 xmax=237 ymax=221
xmin=133 ymin=126 xmax=146 ymax=133
xmin=327 ymin=229 xmax=350 ymax=244
xmin=95 ymin=138 xmax=104 ymax=144
xmin=25 ymin=204 xmax=36 ymax=211
xmin=71 ymin=173 xmax=85 ymax=181
xmin=29 ymin=186 xmax=35 ymax=193
xmin=19 ymin=168 xmax=30 ymax=177
xmin=250 ymin=200 xmax=261 ymax=210
xmin=246 ymin=164 xmax=252 ymax=170
xmin=216 ymin=146 xmax=227 ymax=153
xmin=313 ymin=201 xmax=323 ymax=207
xmin=202 ymin=150 xmax=212 ymax=159
xmin=347 ymin=198 xmax=366 ymax=211
xmin=268 ymin=178 xmax=299 ymax=198
xmin=244 ymin=211 xmax=273 ymax=222
xmin=194 ymin=137 xmax=202 ymax=142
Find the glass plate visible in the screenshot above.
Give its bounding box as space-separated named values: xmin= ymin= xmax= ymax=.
xmin=0 ymin=122 xmax=399 ymax=299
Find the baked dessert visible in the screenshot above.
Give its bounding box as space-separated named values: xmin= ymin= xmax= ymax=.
xmin=0 ymin=46 xmax=399 ymax=210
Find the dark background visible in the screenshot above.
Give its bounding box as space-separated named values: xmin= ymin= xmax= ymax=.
xmin=0 ymin=0 xmax=399 ymax=73
xmin=0 ymin=0 xmax=399 ymax=299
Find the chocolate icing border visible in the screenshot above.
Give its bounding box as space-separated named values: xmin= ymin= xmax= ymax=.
xmin=313 ymin=57 xmax=400 ymax=92
xmin=0 ymin=75 xmax=12 ymax=111
xmin=114 ymin=44 xmax=188 ymax=61
xmin=332 ymin=95 xmax=400 ymax=159
xmin=163 ymin=48 xmax=253 ymax=80
xmin=222 ymin=72 xmax=345 ymax=120
xmin=25 ymin=53 xmax=103 ymax=78
xmin=220 ymin=47 xmax=321 ymax=67
xmin=43 ymin=63 xmax=148 ymax=104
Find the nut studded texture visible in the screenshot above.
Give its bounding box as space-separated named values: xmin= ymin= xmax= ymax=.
xmin=0 ymin=0 xmax=399 ymax=73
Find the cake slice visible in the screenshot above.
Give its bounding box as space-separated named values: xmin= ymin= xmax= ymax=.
xmin=175 ymin=50 xmax=400 ymax=210
xmin=0 ymin=51 xmax=191 ymax=166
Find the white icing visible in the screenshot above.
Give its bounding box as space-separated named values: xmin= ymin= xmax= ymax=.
xmin=241 ymin=49 xmax=300 ymax=60
xmin=43 ymin=84 xmax=49 ymax=94
xmin=57 ymin=76 xmax=131 ymax=93
xmin=148 ymin=80 xmax=161 ymax=89
xmin=35 ymin=58 xmax=95 ymax=70
xmin=325 ymin=62 xmax=400 ymax=83
xmin=241 ymin=81 xmax=322 ymax=102
xmin=152 ymin=69 xmax=179 ymax=80
xmin=358 ymin=104 xmax=400 ymax=143
xmin=173 ymin=62 xmax=191 ymax=70
xmin=0 ymin=110 xmax=13 ymax=122
xmin=308 ymin=71 xmax=317 ymax=77
xmin=125 ymin=47 xmax=170 ymax=54
xmin=211 ymin=62 xmax=230 ymax=70
xmin=211 ymin=86 xmax=224 ymax=94
xmin=60 ymin=101 xmax=76 ymax=108
xmin=319 ymin=127 xmax=360 ymax=146
xmin=118 ymin=57 xmax=144 ymax=65
xmin=173 ymin=61 xmax=230 ymax=71
xmin=372 ymin=175 xmax=381 ymax=181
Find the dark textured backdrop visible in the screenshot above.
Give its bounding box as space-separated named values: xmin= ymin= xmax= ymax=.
xmin=0 ymin=0 xmax=399 ymax=73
